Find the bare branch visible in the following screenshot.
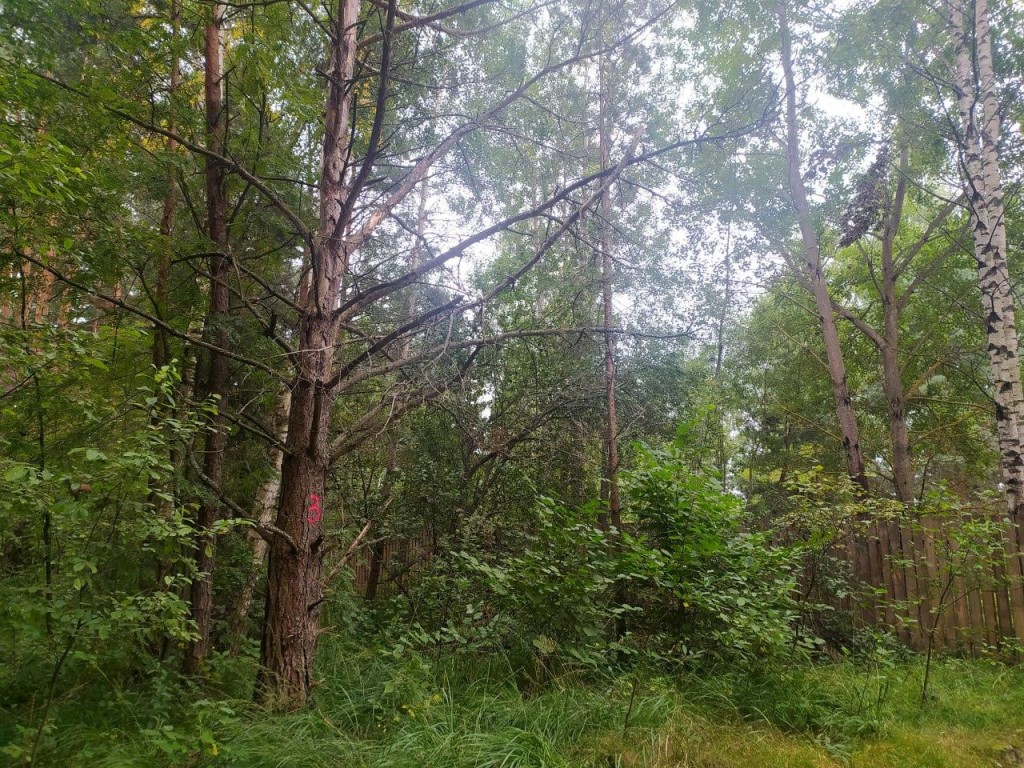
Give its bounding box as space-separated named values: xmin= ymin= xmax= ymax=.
xmin=17 ymin=252 xmax=289 ymax=382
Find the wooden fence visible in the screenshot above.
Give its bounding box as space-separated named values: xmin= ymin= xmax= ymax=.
xmin=351 ymin=534 xmax=434 ymax=596
xmin=830 ymin=511 xmax=1024 ymax=653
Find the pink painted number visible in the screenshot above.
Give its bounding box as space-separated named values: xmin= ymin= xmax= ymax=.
xmin=306 ymin=493 xmax=323 ymax=524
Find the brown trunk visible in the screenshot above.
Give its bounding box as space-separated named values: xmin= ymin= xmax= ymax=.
xmin=777 ymin=1 xmax=868 ymax=492
xmin=186 ymin=1 xmax=230 ymax=674
xmin=258 ymin=0 xmax=360 ymax=706
xmin=597 ymin=50 xmax=621 ymax=531
xmin=878 ymin=292 xmax=915 ymax=644
xmin=258 ymin=318 xmax=335 ymax=704
xmin=880 ymin=342 xmax=913 ymax=502
xmin=879 ymin=147 xmax=914 ymax=504
xmin=364 ymin=540 xmax=386 ymax=600
xmin=148 ymin=0 xmax=181 ymax=628
xmin=152 ymin=0 xmax=179 ymax=373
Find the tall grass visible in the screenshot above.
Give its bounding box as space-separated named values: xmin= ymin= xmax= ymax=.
xmin=8 ymin=639 xmax=1024 ymax=768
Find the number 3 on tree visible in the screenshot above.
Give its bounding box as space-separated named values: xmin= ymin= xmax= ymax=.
xmin=306 ymin=493 xmax=322 ymax=524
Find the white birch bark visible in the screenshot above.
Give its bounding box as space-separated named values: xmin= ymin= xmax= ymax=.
xmin=948 ymin=0 xmax=1024 ymax=517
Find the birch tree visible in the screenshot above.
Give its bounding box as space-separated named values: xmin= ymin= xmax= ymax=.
xmin=946 ymin=0 xmax=1024 ymax=518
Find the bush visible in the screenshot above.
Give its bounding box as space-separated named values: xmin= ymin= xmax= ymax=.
xmin=622 ymin=428 xmax=802 ymax=663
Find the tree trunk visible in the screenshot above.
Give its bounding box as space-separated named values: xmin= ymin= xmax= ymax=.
xmin=880 ymin=148 xmax=914 ymax=504
xmin=152 ymin=0 xmax=179 ymax=374
xmin=364 ymin=540 xmax=386 ymax=600
xmin=713 ymin=219 xmax=733 ymax=479
xmin=258 ymin=0 xmax=360 ymax=706
xmin=148 ymin=0 xmax=180 ymax=646
xmin=186 ymin=0 xmax=230 ymax=674
xmin=777 ymin=0 xmax=868 ymax=492
xmin=258 ymin=351 xmax=332 ymax=703
xmin=597 ymin=49 xmax=621 ymax=532
xmin=949 ymin=0 xmax=1021 ymax=644
xmin=949 ymin=0 xmax=1024 ymax=518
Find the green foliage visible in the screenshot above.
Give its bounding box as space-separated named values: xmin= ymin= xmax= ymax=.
xmin=389 ymin=423 xmax=803 ymax=674
xmin=3 ymin=0 xmax=1024 ymax=761
xmin=8 ymin=637 xmax=1024 ymax=768
xmin=622 ymin=426 xmax=802 ymax=662
xmin=0 ymin=349 xmax=213 ymax=763
xmin=453 ymin=497 xmax=629 ymax=670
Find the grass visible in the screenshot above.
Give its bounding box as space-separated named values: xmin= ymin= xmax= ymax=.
xmin=5 ymin=644 xmax=1024 ymax=767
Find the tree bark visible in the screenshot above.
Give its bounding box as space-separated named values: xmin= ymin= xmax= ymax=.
xmin=257 ymin=0 xmax=361 ymax=706
xmin=186 ymin=0 xmax=230 ymax=674
xmin=153 ymin=0 xmax=179 ymax=374
xmin=777 ymin=0 xmax=868 ymax=492
xmin=879 ymin=147 xmax=914 ymax=504
xmin=948 ymin=0 xmax=1024 ymax=518
xmin=597 ymin=49 xmax=621 ymax=532
xmin=258 ymin=314 xmax=335 ymax=704
xmin=149 ymin=0 xmax=180 ymax=648
xmin=948 ymin=0 xmax=1021 ymax=644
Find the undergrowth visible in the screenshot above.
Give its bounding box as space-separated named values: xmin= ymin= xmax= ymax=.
xmin=4 ymin=639 xmax=1024 ymax=767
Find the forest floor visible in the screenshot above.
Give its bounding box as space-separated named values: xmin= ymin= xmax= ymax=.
xmin=4 ymin=645 xmax=1024 ymax=767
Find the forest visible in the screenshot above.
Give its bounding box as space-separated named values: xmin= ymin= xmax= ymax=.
xmin=3 ymin=0 xmax=1024 ymax=765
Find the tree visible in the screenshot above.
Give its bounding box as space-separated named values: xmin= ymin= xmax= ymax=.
xmin=946 ymin=0 xmax=1024 ymax=519
xmin=185 ymin=0 xmax=232 ymax=675
xmin=776 ymin=0 xmax=868 ymax=493
xmin=241 ymin=0 xmax=753 ymax=705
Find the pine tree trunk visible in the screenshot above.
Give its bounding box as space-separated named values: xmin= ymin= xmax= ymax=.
xmin=149 ymin=0 xmax=180 ymax=645
xmin=597 ymin=50 xmax=621 ymax=531
xmin=152 ymin=0 xmax=179 ymax=374
xmin=186 ymin=1 xmax=230 ymax=674
xmin=258 ymin=349 xmax=332 ymax=704
xmin=257 ymin=0 xmax=360 ymax=706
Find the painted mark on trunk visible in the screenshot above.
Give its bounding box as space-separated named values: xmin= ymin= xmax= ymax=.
xmin=306 ymin=493 xmax=322 ymax=524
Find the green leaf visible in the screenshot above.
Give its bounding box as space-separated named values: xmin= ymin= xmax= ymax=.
xmin=3 ymin=465 xmax=28 ymax=482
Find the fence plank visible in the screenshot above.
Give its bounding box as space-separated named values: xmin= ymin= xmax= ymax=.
xmin=990 ymin=514 xmax=1020 ymax=646
xmin=876 ymin=518 xmax=899 ymax=636
xmin=911 ymin=515 xmax=933 ymax=652
xmin=947 ymin=523 xmax=971 ymax=654
xmin=886 ymin=517 xmax=910 ymax=644
xmin=898 ymin=515 xmax=922 ymax=648
xmin=937 ymin=518 xmax=958 ymax=651
xmin=1009 ymin=520 xmax=1024 ymax=647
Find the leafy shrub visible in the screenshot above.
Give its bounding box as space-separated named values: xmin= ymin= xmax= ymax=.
xmin=454 ymin=497 xmax=631 ymax=672
xmin=622 ymin=427 xmax=802 ymax=662
xmin=399 ymin=424 xmax=805 ymax=673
